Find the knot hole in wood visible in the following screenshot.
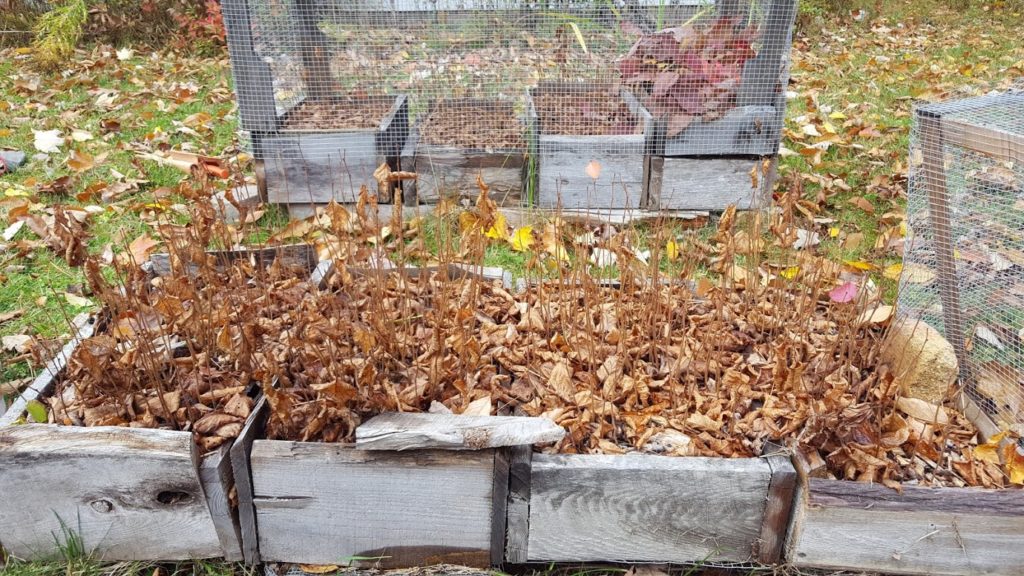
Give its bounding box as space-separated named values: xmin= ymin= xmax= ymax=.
xmin=156 ymin=490 xmax=195 ymax=506
xmin=89 ymin=499 xmax=114 ymax=513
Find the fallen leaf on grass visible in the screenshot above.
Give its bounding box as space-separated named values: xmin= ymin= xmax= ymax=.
xmin=829 ymin=281 xmax=858 ymax=303
xmin=2 ymin=220 xmax=24 ymax=242
xmin=64 ymin=293 xmax=95 ymax=307
xmin=127 ymin=234 xmax=161 ymax=265
xmin=0 ymin=309 xmax=25 ymax=325
xmin=2 ymin=334 xmax=34 ymax=353
xmin=666 ymin=239 xmax=679 ymax=261
xmin=67 ymin=149 xmax=95 ymax=172
xmin=849 ymin=196 xmax=875 ymax=214
xmin=33 ymin=129 xmax=63 ymax=153
xmin=883 ymin=263 xmax=903 ymax=280
xmin=509 ymin=226 xmax=534 ymax=252
xmin=901 ymin=262 xmax=936 ymax=284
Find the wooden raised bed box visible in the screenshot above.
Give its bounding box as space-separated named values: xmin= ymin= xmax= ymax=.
xmin=527 ymin=82 xmax=656 ymax=210
xmin=262 ymin=96 xmax=410 ymax=207
xmin=0 ymin=246 xmax=317 ymax=562
xmin=785 ymin=397 xmax=1024 ymax=576
xmin=402 ymin=99 xmax=527 ymax=206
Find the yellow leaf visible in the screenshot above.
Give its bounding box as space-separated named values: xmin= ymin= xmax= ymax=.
xmin=883 ymin=263 xmax=903 ymax=280
xmin=298 ymin=565 xmax=339 ymax=574
xmin=585 ymin=159 xmax=602 ymax=180
xmin=780 ymin=266 xmax=800 ymax=280
xmin=828 ymin=227 xmax=840 ymax=238
xmin=902 ymin=262 xmax=936 ymax=284
xmin=509 ymin=226 xmax=535 ymax=252
xmin=1007 ymin=445 xmax=1024 ymax=485
xmin=4 ymin=187 xmax=30 ymax=198
xmin=829 ymin=111 xmax=847 ymax=120
xmin=485 ymin=212 xmax=509 ymax=241
xmin=844 ymin=260 xmax=875 ymax=271
xmin=665 ymin=239 xmax=679 ymax=262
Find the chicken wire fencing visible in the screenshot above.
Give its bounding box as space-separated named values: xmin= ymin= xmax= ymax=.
xmin=221 ymin=0 xmax=797 ymax=209
xmin=900 ymin=90 xmax=1024 ymax=440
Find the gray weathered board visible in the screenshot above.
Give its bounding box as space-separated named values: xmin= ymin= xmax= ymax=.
xmin=786 ymin=477 xmax=1024 ymax=576
xmin=527 ymin=83 xmax=655 ymax=210
xmin=648 ymin=156 xmax=768 ymax=210
xmin=524 ymin=453 xmax=778 ymax=564
xmin=0 ymin=425 xmax=229 ymax=561
xmin=249 ymin=441 xmax=503 ymax=567
xmin=264 ymin=96 xmax=409 ymax=205
xmin=403 ymin=100 xmax=527 ymax=206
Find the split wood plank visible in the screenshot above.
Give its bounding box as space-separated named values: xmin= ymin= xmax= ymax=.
xmin=786 ymin=477 xmax=1024 ymax=576
xmin=250 ymin=442 xmax=498 ymax=566
xmin=199 ymin=443 xmax=243 ymax=561
xmin=756 ymin=453 xmax=797 ymax=563
xmin=230 ymin=396 xmax=268 ymax=565
xmin=526 ymin=453 xmax=772 ymax=563
xmin=504 ymin=444 xmax=532 ymax=563
xmin=0 ymin=425 xmax=222 ymax=560
xmin=356 ymin=412 xmax=565 ymax=451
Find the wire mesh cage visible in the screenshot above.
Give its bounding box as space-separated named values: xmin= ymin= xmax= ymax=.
xmin=900 ymin=90 xmax=1024 ymax=438
xmin=221 ymin=0 xmax=797 ymax=211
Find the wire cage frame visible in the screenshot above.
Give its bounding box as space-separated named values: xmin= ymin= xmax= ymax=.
xmin=221 ymin=0 xmax=797 ymax=211
xmin=900 ymin=90 xmax=1024 ymax=441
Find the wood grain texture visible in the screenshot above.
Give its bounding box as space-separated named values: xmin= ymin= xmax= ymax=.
xmin=199 ymin=444 xmax=243 ymax=561
xmin=250 ymin=441 xmax=498 ymax=566
xmin=941 ymin=117 xmax=1024 ymax=164
xmin=786 ymin=477 xmax=1024 ymax=576
xmin=504 ymin=444 xmax=532 ymax=563
xmin=526 ymin=453 xmax=772 ymax=563
xmin=756 ymin=453 xmax=797 ymax=563
xmin=0 ymin=314 xmax=94 ymax=428
xmin=0 ymin=425 xmax=221 ymax=560
xmin=648 ymin=157 xmax=765 ymax=210
xmin=415 ymin=147 xmax=526 ymax=205
xmin=230 ymin=397 xmax=268 ymax=565
xmin=356 ymin=413 xmax=564 ymax=451
xmin=659 ymin=106 xmax=780 ymax=156
xmin=490 ymin=448 xmax=510 ymax=566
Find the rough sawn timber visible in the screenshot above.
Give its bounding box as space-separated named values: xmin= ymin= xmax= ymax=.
xmin=0 ymin=425 xmax=222 ymax=560
xmin=526 ymin=453 xmax=773 ymax=563
xmin=356 ymin=412 xmax=565 ymax=451
xmin=647 ymin=156 xmax=768 ymax=210
xmin=785 ymin=477 xmax=1024 ymax=576
xmin=249 ymin=442 xmax=501 ymax=567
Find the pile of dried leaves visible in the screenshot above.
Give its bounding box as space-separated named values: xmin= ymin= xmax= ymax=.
xmin=283 ymin=96 xmax=395 ymax=131
xmin=419 ymin=100 xmax=525 ymax=150
xmin=533 ymin=87 xmax=641 ymax=136
xmin=620 ymin=17 xmax=758 ymax=137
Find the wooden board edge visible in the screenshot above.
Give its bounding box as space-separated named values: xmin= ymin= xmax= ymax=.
xmin=757 ymin=453 xmax=797 ymax=563
xmin=0 ymin=313 xmax=95 ymax=428
xmin=491 ymin=448 xmax=511 ymax=566
xmin=230 ymin=396 xmax=269 ymax=565
xmin=199 ymin=442 xmax=243 ymax=561
xmin=504 ymin=444 xmax=532 ymax=564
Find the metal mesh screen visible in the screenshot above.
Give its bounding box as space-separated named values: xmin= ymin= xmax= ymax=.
xmin=221 ymin=0 xmax=797 ymax=207
xmin=900 ymin=91 xmax=1024 ymax=437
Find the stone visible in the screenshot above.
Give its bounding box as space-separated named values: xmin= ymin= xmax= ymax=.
xmin=882 ymin=318 xmax=959 ymax=404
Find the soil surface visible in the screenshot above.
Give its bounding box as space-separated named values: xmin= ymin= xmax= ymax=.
xmin=283 ymin=96 xmax=395 ymax=131
xmin=534 ymin=89 xmax=641 ymax=136
xmin=419 ymin=100 xmax=525 ymax=150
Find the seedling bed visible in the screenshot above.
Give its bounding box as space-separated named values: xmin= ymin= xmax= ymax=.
xmin=262 ymin=95 xmax=409 ymax=207
xmin=403 ymin=99 xmax=527 ymax=206
xmin=0 ymin=245 xmax=318 ymax=562
xmin=527 ymin=82 xmax=656 ymax=210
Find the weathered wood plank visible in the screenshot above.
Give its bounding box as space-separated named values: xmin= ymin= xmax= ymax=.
xmin=757 ymin=453 xmax=797 ymax=563
xmin=941 ymin=117 xmax=1024 ymax=165
xmin=0 ymin=314 xmax=94 ymax=428
xmin=0 ymin=425 xmax=221 ymax=560
xmin=415 ymin=146 xmax=526 ymax=205
xmin=649 ymin=156 xmax=766 ymax=210
xmin=786 ymin=477 xmax=1024 ymax=576
xmin=199 ymin=444 xmax=243 ymax=561
xmin=526 ymin=453 xmax=772 ymax=563
xmin=491 ymin=449 xmax=510 ymax=566
xmin=504 ymin=444 xmax=532 ymax=563
xmin=149 ymin=244 xmax=318 ymax=279
xmin=250 ymin=442 xmax=497 ymax=566
xmin=230 ymin=396 xmax=268 ymax=565
xmin=356 ymin=413 xmax=564 ymax=451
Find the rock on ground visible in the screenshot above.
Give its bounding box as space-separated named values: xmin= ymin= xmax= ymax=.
xmin=883 ymin=317 xmax=959 ymax=404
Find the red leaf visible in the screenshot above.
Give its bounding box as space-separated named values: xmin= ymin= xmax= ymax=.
xmin=829 ymin=281 xmax=858 ymax=303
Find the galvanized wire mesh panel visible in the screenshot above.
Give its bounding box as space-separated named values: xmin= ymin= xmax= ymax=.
xmin=221 ymin=0 xmax=796 ymax=207
xmin=900 ymin=91 xmax=1024 ymax=436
